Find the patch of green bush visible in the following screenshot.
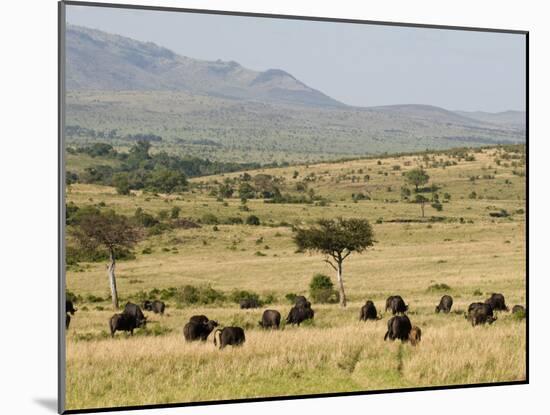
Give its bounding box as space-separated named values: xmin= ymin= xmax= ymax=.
xmin=230 ymin=290 xmax=261 ymax=304
xmin=176 ymin=284 xmax=225 ymax=306
xmin=309 ymin=274 xmax=340 ymax=304
xmin=427 ymin=283 xmax=452 ymax=292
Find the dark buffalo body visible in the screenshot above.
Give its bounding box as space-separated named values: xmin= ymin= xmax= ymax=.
xmin=286 ymin=305 xmax=314 ymax=326
xmin=484 ymin=293 xmax=509 ymax=312
xmin=214 ymin=327 xmax=246 ymax=349
xmin=123 ymin=302 xmax=147 ymax=326
xmin=384 ymin=315 xmax=412 ymax=341
xmin=259 ymin=309 xmax=281 ymax=329
xmin=435 ymin=295 xmax=453 ymax=313
xmin=66 ymin=314 xmax=71 ymax=330
xmin=240 ymin=298 xmax=260 ymax=309
xmin=294 ymin=296 xmax=311 ymax=308
xmin=143 ymin=300 xmax=153 ymax=311
xmin=467 ymin=302 xmax=496 ymax=326
xmin=386 ymin=295 xmax=408 ymax=315
xmin=189 ymin=315 xmax=209 ymax=324
xmin=150 ymin=300 xmax=165 ymax=314
xmin=360 ymin=300 xmax=378 ymax=321
xmin=109 ymin=313 xmax=143 ymax=337
xmin=512 ymin=305 xmax=526 ymax=314
xmin=66 ymin=300 xmax=77 ymax=315
xmin=183 ymin=320 xmax=218 ymax=341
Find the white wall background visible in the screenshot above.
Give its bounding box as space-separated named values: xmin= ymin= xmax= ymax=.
xmin=0 ymin=1 xmax=544 ymax=414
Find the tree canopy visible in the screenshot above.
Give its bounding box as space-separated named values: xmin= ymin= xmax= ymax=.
xmin=405 ymin=167 xmax=430 ymax=191
xmin=293 ymin=218 xmax=375 ymax=307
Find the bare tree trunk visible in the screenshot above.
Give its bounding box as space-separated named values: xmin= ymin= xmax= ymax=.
xmin=108 ymin=247 xmax=119 ymax=310
xmin=336 ymin=261 xmax=347 ymax=308
xmin=421 ymin=203 xmax=425 ymax=218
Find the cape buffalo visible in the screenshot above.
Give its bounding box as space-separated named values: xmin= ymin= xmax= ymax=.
xmin=66 ymin=314 xmax=71 ymax=330
xmin=189 ymin=315 xmax=209 ymax=324
xmin=286 ymin=305 xmax=314 ymax=326
xmin=259 ymin=309 xmax=281 ymax=329
xmin=123 ymin=302 xmax=147 ymax=327
xmin=214 ymin=327 xmax=246 ymax=349
xmin=294 ymin=296 xmax=311 ymax=308
xmin=359 ymin=300 xmax=378 ymax=321
xmin=466 ymin=302 xmax=496 ymax=326
xmin=485 ymin=293 xmax=509 ymax=312
xmin=240 ymin=298 xmax=260 ymax=309
xmin=384 ymin=315 xmax=412 ymax=341
xmin=109 ymin=313 xmax=144 ymax=337
xmin=386 ymin=295 xmax=408 ymax=315
xmin=435 ymin=295 xmax=453 ymax=313
xmin=183 ymin=320 xmax=218 ymax=341
xmin=512 ymin=305 xmax=526 ymax=315
xmin=409 ymin=326 xmax=422 ymax=346
xmin=143 ymin=300 xmax=165 ymax=314
xmin=66 ymin=300 xmax=77 ymax=315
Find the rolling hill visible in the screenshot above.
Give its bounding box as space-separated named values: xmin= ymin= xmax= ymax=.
xmin=65 ymin=25 xmax=526 ymax=163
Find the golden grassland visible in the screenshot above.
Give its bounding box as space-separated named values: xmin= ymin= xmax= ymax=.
xmin=64 ymin=147 xmax=526 ymax=410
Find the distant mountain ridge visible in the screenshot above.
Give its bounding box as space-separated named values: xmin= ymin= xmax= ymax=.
xmin=66 ymin=25 xmax=344 ymax=108
xmin=65 ymin=25 xmax=525 ymax=163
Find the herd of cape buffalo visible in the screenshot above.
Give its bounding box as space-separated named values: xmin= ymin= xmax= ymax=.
xmin=65 ymin=292 xmax=526 ymax=349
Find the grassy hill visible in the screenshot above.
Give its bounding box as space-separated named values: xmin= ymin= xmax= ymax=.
xmin=64 ymin=145 xmax=526 ymax=410
xmin=64 ymin=26 xmax=525 ymax=164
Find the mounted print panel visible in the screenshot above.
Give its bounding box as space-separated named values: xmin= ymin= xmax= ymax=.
xmin=59 ymin=1 xmax=527 ymax=413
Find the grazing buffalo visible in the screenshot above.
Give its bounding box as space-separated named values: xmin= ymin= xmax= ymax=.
xmin=240 ymin=298 xmax=260 ymax=309
xmin=466 ymin=302 xmax=496 ymax=326
xmin=384 ymin=315 xmax=412 ymax=341
xmin=214 ymin=327 xmax=246 ymax=349
xmin=512 ymin=305 xmax=526 ymax=315
xmin=123 ymin=302 xmax=147 ymax=326
xmin=286 ymin=305 xmax=314 ymax=326
xmin=435 ymin=295 xmax=453 ymax=314
xmin=259 ymin=309 xmax=281 ymax=329
xmin=189 ymin=315 xmax=209 ymax=324
xmin=485 ymin=293 xmax=509 ymax=312
xmin=294 ymin=296 xmax=311 ymax=308
xmin=66 ymin=300 xmax=77 ymax=315
xmin=359 ymin=300 xmax=378 ymax=321
xmin=143 ymin=300 xmax=165 ymax=314
xmin=385 ymin=295 xmax=408 ymax=315
xmin=409 ymin=326 xmax=422 ymax=346
xmin=183 ymin=320 xmax=218 ymax=342
xmin=66 ymin=314 xmax=71 ymax=330
xmin=109 ymin=313 xmax=144 ymax=337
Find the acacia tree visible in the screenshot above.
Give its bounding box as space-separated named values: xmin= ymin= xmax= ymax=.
xmin=71 ymin=210 xmax=142 ymax=309
xmin=293 ymin=218 xmax=375 ymax=307
xmin=405 ymin=167 xmax=430 ymax=192
xmin=414 ymin=194 xmax=429 ymax=217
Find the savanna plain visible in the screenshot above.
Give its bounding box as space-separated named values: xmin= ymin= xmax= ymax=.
xmin=65 ymin=146 xmax=526 ymax=410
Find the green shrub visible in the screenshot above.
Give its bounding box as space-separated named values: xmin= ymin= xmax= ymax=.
xmin=201 ymin=213 xmax=219 ymax=225
xmin=246 ymin=215 xmax=261 ymax=226
xmin=175 ymin=285 xmax=225 ymax=306
xmin=512 ymin=309 xmax=526 ymax=320
xmin=427 ymin=283 xmax=451 ymax=292
xmin=230 ymin=290 xmax=261 ymax=304
xmin=309 ymin=274 xmax=340 ymax=304
xmin=170 ymin=206 xmax=181 ymax=219
xmin=141 ymin=247 xmax=153 ymax=255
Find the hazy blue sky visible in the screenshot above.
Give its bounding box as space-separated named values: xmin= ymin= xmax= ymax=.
xmin=66 ymin=5 xmax=526 ymax=112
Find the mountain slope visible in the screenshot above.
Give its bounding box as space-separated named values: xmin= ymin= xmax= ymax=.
xmin=66 ymin=25 xmax=343 ymax=108
xmin=65 ymin=25 xmax=525 ymax=163
xmin=455 ymin=110 xmax=526 ymax=130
